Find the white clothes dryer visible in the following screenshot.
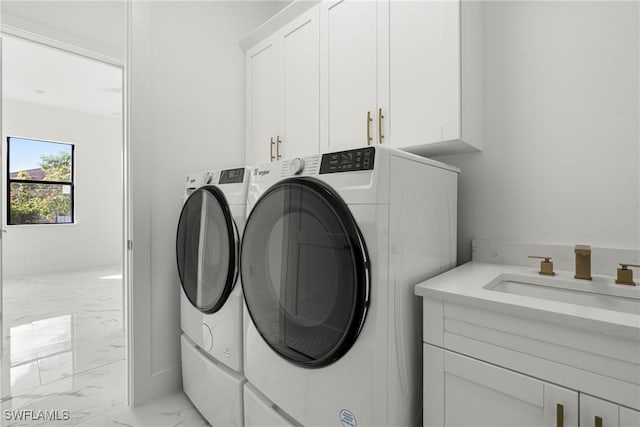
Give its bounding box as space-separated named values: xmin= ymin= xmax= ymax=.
xmin=241 ymin=147 xmax=458 ymax=426
xmin=176 ymin=167 xmax=249 ymax=426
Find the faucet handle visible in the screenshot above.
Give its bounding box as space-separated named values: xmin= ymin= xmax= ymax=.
xmin=616 ymin=263 xmax=640 ymax=286
xmin=528 ymin=256 xmax=555 ymax=276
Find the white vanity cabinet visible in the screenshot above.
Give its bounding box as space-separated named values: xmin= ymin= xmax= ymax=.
xmin=424 ymin=344 xmax=579 ymax=427
xmin=580 ymin=395 xmax=640 ymax=427
xmin=419 ymin=296 xmax=640 ymax=427
xmin=245 ymin=6 xmax=320 ymax=165
xmin=620 ymin=406 xmax=640 ymax=427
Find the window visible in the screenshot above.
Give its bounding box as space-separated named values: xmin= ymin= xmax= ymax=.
xmin=7 ymin=137 xmax=74 ymax=225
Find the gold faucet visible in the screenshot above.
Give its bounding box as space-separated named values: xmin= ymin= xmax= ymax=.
xmin=574 ymin=245 xmax=592 ymax=280
xmin=528 ymin=256 xmax=555 ymax=276
xmin=616 ymin=263 xmax=640 ymax=286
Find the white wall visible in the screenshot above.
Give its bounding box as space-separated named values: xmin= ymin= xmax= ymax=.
xmin=436 ymin=1 xmax=640 ymax=263
xmin=129 ymin=1 xmax=278 ymax=404
xmin=2 ymin=1 xmax=127 ymax=62
xmin=3 ymin=99 xmax=123 ymax=277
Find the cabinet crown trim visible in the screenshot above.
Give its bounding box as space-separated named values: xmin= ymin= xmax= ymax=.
xmin=240 ymin=0 xmax=321 ymax=52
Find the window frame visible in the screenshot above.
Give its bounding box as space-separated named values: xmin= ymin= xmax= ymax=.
xmin=6 ymin=136 xmax=76 ymax=226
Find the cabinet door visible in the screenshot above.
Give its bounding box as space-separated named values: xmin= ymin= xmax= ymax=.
xmin=619 ymin=407 xmax=640 ymax=427
xmin=247 ymin=36 xmax=279 ymax=165
xmin=581 ymin=397 xmax=640 ymax=427
xmin=279 ymin=7 xmax=320 ymax=159
xmin=424 ymin=344 xmax=579 ymax=427
xmin=320 ymin=0 xmax=378 ymax=151
xmin=580 ymin=395 xmax=620 ymax=427
xmin=388 ymin=0 xmax=460 ymax=148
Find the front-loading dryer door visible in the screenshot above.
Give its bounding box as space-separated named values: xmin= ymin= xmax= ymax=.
xmin=241 ymin=177 xmax=370 ymax=368
xmin=176 ymin=186 xmax=239 ymax=314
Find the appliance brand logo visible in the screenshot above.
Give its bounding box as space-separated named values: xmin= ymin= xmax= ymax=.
xmin=339 ymin=409 xmax=357 ymax=427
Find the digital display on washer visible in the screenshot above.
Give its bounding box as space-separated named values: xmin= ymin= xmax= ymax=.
xmin=319 ymin=147 xmax=375 ymax=174
xmin=219 ymin=168 xmax=245 ymax=184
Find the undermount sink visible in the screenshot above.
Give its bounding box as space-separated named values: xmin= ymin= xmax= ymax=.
xmin=484 ymin=274 xmax=640 ymax=315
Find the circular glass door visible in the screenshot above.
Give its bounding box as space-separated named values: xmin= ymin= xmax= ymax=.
xmin=241 ymin=177 xmax=370 ymax=368
xmin=176 ymin=186 xmax=238 ymax=314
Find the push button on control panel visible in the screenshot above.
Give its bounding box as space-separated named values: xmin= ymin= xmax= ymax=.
xmin=319 ymin=147 xmax=375 ymax=174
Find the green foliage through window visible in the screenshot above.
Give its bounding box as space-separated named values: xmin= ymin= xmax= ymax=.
xmin=7 ymin=138 xmax=74 ymax=225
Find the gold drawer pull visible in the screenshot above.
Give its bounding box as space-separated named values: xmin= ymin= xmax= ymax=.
xmin=556 ymin=404 xmax=564 ymax=427
xmin=595 ymin=416 xmax=603 ymax=427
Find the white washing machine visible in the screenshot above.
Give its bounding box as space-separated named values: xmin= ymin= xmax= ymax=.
xmin=240 ymin=146 xmax=458 ymax=426
xmin=176 ymin=167 xmax=249 ymax=426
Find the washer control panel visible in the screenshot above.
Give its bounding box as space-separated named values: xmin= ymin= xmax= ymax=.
xmin=203 ymin=171 xmax=214 ymax=184
xmin=219 ymin=167 xmax=245 ymax=184
xmin=319 ymin=147 xmax=375 ymax=174
xmin=291 ymin=158 xmax=306 ymax=175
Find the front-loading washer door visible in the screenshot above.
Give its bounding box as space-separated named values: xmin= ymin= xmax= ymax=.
xmin=241 ymin=177 xmax=370 ymax=368
xmin=176 ymin=186 xmax=239 ymax=314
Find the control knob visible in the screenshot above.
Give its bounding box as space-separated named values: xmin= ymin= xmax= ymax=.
xmin=203 ymin=172 xmax=214 ymax=184
xmin=291 ymin=158 xmax=305 ymax=175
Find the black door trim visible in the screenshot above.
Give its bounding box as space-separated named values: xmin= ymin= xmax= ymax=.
xmin=176 ymin=185 xmax=239 ymax=314
xmin=241 ymin=177 xmax=370 ymax=368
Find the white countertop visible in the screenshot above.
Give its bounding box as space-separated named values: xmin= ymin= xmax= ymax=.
xmin=415 ymin=262 xmax=640 ymax=340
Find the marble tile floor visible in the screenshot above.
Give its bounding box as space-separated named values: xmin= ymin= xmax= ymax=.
xmin=77 ymin=392 xmax=209 ymax=427
xmin=1 ymin=267 xmax=126 ymax=426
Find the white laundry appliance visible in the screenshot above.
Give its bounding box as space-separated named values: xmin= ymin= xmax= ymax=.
xmin=240 ymin=146 xmax=459 ymax=426
xmin=176 ymin=167 xmax=249 ymax=426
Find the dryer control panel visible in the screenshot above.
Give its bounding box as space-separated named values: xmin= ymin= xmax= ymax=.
xmin=319 ymin=147 xmax=375 ymax=174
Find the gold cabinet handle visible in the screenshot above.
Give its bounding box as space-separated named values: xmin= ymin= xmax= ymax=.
xmin=276 ymin=135 xmax=282 ymax=160
xmin=378 ymin=108 xmax=384 ymax=144
xmin=270 ymin=137 xmax=275 ymax=161
xmin=595 ymin=416 xmax=603 ymax=427
xmin=366 ymin=111 xmax=372 ymax=145
xmin=556 ymin=404 xmax=564 ymax=427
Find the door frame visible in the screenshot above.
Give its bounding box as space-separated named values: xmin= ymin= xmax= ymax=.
xmin=0 ymin=22 xmax=132 ymax=406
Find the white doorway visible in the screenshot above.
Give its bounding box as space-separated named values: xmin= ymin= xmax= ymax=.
xmin=0 ymin=35 xmax=127 ymax=424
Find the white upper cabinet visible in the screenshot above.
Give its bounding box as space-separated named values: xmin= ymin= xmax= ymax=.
xmin=319 ymin=0 xmax=482 ymax=155
xmin=320 ymin=0 xmax=380 ymax=150
xmin=245 ymin=6 xmax=320 ymax=166
xmin=247 ymin=37 xmax=279 ymax=165
xmin=280 ymin=10 xmax=320 ymax=160
xmin=392 ymin=0 xmax=482 ymax=155
xmin=389 ymin=0 xmax=464 ymax=149
xmin=243 ymin=0 xmax=481 ymax=162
